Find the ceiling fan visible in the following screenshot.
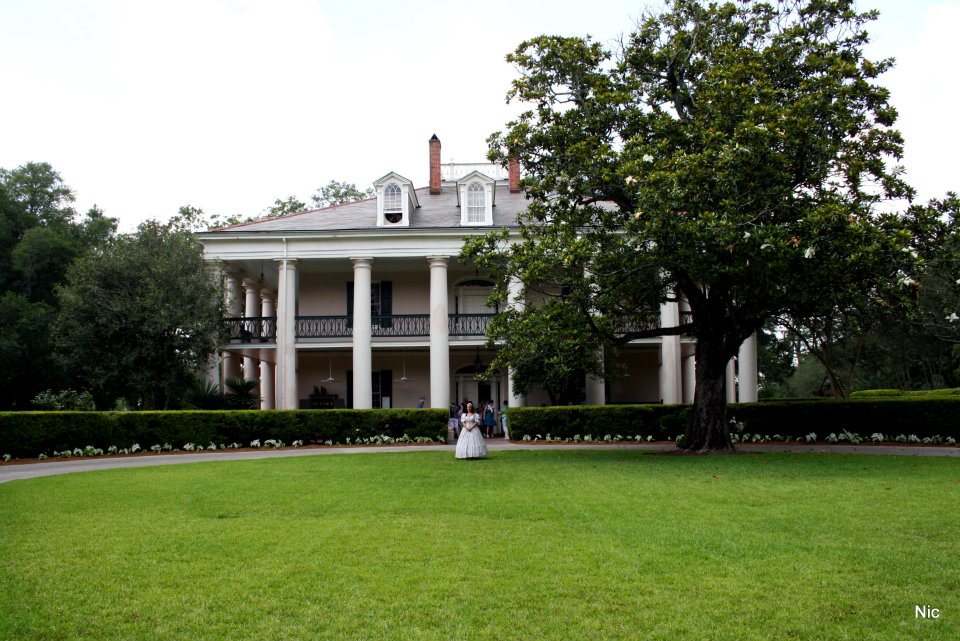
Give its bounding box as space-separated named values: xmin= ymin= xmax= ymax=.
xmin=394 ymin=355 xmax=415 ymax=383
xmin=322 ymin=356 xmax=342 ymax=382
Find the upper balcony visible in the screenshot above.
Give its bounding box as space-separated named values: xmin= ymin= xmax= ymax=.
xmin=226 ymin=313 xmax=496 ymax=343
xmin=226 ymin=311 xmax=692 ymax=345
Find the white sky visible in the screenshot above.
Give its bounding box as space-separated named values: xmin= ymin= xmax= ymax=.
xmin=1 ymin=0 xmax=957 ymax=231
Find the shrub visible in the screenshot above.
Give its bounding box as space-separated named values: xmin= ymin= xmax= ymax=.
xmin=0 ymin=409 xmax=447 ymax=459
xmin=506 ymin=399 xmax=960 ymax=443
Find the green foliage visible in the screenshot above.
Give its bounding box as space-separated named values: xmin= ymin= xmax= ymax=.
xmin=53 ymin=221 xmax=224 ymax=410
xmin=850 ymin=388 xmax=960 ymax=398
xmin=508 ymin=405 xmax=691 ymax=441
xmin=730 ymin=398 xmax=960 ymax=439
xmin=465 ymin=0 xmax=934 ymax=450
xmin=0 ymin=409 xmax=448 ymax=458
xmin=311 ymin=180 xmax=373 ymax=208
xmin=183 ymin=378 xmax=227 ymax=410
xmin=31 ymin=389 xmax=96 ymax=411
xmin=506 ymin=398 xmax=960 ymax=442
xmin=0 ymin=163 xmax=118 ymax=409
xmin=223 ymin=378 xmax=261 ymax=410
xmin=266 ymin=195 xmax=307 ymax=218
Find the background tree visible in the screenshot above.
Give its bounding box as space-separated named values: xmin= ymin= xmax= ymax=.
xmin=265 ymin=195 xmax=307 ymax=218
xmin=54 ymin=221 xmax=223 ymax=410
xmin=464 ymin=0 xmax=929 ymax=450
xmin=0 ymin=163 xmax=117 ymax=408
xmin=311 ymin=180 xmax=374 ymax=208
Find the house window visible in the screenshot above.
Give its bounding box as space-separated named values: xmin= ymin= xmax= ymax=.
xmin=466 ymin=182 xmax=485 ymax=223
xmin=384 ymin=184 xmax=402 ymax=223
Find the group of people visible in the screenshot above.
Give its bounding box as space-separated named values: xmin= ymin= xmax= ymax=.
xmin=451 ymin=398 xmax=509 ymax=459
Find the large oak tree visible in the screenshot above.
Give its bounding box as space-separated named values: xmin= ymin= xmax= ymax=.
xmin=464 ymin=0 xmax=929 ymax=450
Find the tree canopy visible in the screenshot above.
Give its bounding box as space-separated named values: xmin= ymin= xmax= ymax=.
xmin=0 ymin=163 xmax=118 ymax=408
xmin=54 ymin=221 xmax=224 ymax=410
xmin=464 ymin=0 xmax=936 ymax=450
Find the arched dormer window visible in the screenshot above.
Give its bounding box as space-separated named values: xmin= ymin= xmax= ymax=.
xmin=466 ymin=182 xmax=485 ymax=223
xmin=384 ymin=184 xmax=402 ymax=223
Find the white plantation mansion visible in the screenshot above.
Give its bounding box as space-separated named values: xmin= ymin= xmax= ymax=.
xmin=199 ymin=135 xmax=758 ymax=410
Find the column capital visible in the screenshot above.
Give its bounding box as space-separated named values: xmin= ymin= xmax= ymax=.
xmin=241 ymin=277 xmax=260 ymax=290
xmin=426 ymin=255 xmax=450 ymax=267
xmin=350 ymin=256 xmax=374 ymax=268
xmin=259 ymin=289 xmax=274 ymax=301
xmin=273 ymin=258 xmax=299 ymax=267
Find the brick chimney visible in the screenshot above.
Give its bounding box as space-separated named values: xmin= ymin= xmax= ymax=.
xmin=508 ymin=158 xmax=521 ymax=193
xmin=429 ymin=134 xmax=441 ymax=194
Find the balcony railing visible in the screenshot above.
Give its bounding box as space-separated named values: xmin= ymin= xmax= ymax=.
xmin=226 ymin=317 xmax=277 ymax=342
xmin=449 ymin=313 xmax=494 ymax=336
xmin=227 ymin=313 xmax=495 ymax=341
xmin=228 ymin=312 xmax=685 ymax=343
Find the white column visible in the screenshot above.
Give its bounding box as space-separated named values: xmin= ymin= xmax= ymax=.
xmin=658 ymin=300 xmax=682 ymax=404
xmin=259 ymin=290 xmax=275 ymax=410
xmin=427 ymin=256 xmax=450 ymax=409
xmin=222 ymin=272 xmax=243 ymax=383
xmin=275 ymin=259 xmax=299 ymax=410
xmin=242 ymin=278 xmax=261 ymax=386
xmin=726 ymin=358 xmax=737 ymax=403
xmin=585 ymin=349 xmax=605 ymax=405
xmin=352 ymin=257 xmax=373 ymax=409
xmin=738 ymin=332 xmax=759 ymax=403
xmin=682 ymin=354 xmax=696 ymax=404
xmin=507 ymin=276 xmax=526 ymax=408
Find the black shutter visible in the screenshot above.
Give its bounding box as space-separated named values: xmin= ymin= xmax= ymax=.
xmin=380 ymin=280 xmax=393 ymax=328
xmin=380 ymin=370 xmax=393 ymax=409
xmin=346 ymin=281 xmax=354 ymax=328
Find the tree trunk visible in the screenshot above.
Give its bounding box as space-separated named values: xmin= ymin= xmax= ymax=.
xmin=684 ymin=334 xmax=734 ymax=452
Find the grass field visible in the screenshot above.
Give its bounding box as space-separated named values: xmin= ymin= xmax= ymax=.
xmin=0 ymin=450 xmax=957 ymax=640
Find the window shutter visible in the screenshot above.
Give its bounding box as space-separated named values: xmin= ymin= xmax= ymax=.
xmin=380 ymin=370 xmax=392 ymax=409
xmin=346 ymin=281 xmax=354 ymax=328
xmin=380 ymin=281 xmax=393 ymax=328
xmin=346 ymin=369 xmax=353 ymax=409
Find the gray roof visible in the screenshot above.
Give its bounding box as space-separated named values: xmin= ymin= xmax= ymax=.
xmin=208 ymin=184 xmax=531 ymax=233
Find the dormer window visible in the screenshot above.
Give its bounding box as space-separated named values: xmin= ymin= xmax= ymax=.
xmin=384 ymin=184 xmax=402 ymax=223
xmin=456 ymin=171 xmax=495 ymax=226
xmin=466 ymin=183 xmax=485 ymax=223
xmin=373 ymin=172 xmax=417 ymax=227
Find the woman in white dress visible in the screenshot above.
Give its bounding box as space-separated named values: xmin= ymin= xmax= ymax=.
xmin=455 ymin=401 xmax=488 ymax=459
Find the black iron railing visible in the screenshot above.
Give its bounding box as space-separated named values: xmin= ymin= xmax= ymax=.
xmin=297 ymin=316 xmax=351 ymax=338
xmin=226 ymin=316 xmax=277 ymax=342
xmin=449 ymin=313 xmax=495 ymax=336
xmin=229 ymin=313 xmax=496 ymax=341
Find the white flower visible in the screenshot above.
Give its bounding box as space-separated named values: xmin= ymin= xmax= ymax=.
xmin=898 ymin=275 xmax=916 ymax=287
xmin=803 ymin=246 xmax=816 ymax=259
xmin=901 ymin=247 xmax=919 ymax=259
xmin=743 ymin=232 xmax=751 ymax=239
xmin=642 ymin=154 xmax=654 ymax=163
xmin=625 ymin=175 xmax=636 ymax=184
xmin=946 ymin=312 xmax=959 ymax=322
xmin=760 ymin=243 xmax=772 ymax=250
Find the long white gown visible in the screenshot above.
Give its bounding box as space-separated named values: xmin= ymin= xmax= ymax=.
xmin=455 ymin=412 xmax=488 ymax=459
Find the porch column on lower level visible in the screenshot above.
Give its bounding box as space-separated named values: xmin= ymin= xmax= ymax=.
xmin=222 ymin=272 xmax=243 ymax=382
xmin=507 ymin=276 xmax=526 ymax=408
xmin=585 ymin=348 xmax=606 ymax=405
xmin=275 ymin=259 xmax=299 ymax=410
xmin=428 ymin=256 xmax=450 ymax=409
xmin=658 ymin=300 xmax=682 ymax=404
xmin=351 ymin=257 xmax=373 ymax=409
xmin=725 ymin=359 xmax=737 ymax=404
xmin=259 ymin=289 xmax=275 ymax=410
xmin=738 ymin=332 xmax=758 ymax=403
xmin=242 ymin=278 xmax=261 ymax=385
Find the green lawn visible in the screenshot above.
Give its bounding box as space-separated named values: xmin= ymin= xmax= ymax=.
xmin=0 ymin=450 xmax=957 ymax=640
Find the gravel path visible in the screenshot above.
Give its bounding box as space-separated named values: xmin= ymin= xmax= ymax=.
xmin=0 ymin=441 xmax=956 ymax=484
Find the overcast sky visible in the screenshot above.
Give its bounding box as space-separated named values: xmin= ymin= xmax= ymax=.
xmin=1 ymin=0 xmax=957 ymax=231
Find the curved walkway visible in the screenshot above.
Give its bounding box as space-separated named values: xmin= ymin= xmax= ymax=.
xmin=1 ymin=441 xmax=956 ymax=484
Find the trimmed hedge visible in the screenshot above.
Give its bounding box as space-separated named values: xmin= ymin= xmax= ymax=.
xmin=729 ymin=398 xmax=960 ymax=439
xmin=849 ymin=388 xmax=960 ymax=398
xmin=507 ymin=398 xmax=960 ymax=442
xmin=507 ymin=405 xmax=690 ymax=441
xmin=0 ymin=409 xmax=448 ymax=459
